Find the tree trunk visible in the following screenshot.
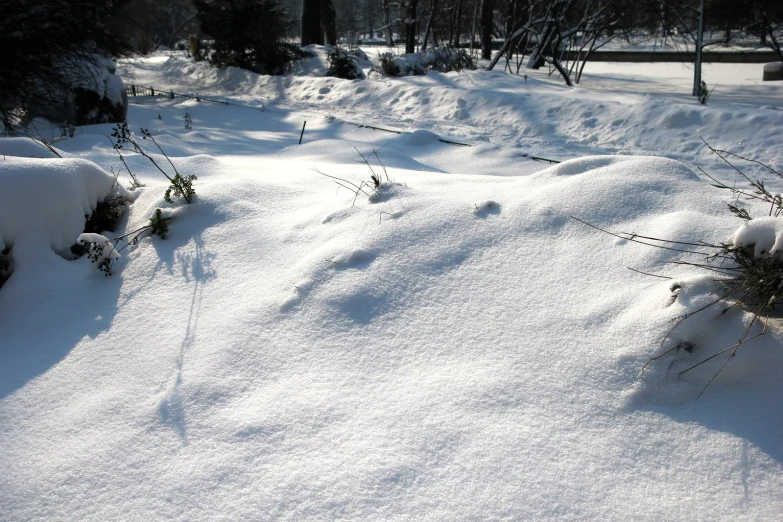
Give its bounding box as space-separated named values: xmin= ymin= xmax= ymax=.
xmin=405 ymin=0 xmax=419 ymax=54
xmin=382 ymin=0 xmax=394 ymax=46
xmin=487 ymin=22 xmax=527 ymax=70
xmin=527 ymin=19 xmax=554 ymax=69
xmin=550 ymin=56 xmax=572 ymax=86
xmin=421 ymin=0 xmax=438 ymax=52
xmin=692 ymin=0 xmax=704 ymax=97
xmin=450 ymin=0 xmax=463 ymax=47
xmin=301 ymin=0 xmax=321 ymax=46
xmin=480 ymin=0 xmax=494 ymax=59
xmin=320 ymin=0 xmax=337 ymax=46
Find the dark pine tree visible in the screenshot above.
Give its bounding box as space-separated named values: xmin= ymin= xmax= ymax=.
xmin=194 ymin=0 xmax=301 ymax=74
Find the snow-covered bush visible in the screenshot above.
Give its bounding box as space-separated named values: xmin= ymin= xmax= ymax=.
xmin=378 ymin=52 xmax=400 ymax=77
xmin=79 ymin=208 xmax=170 ymax=276
xmin=636 ymin=146 xmax=783 ymax=397
xmin=385 ymin=48 xmax=476 ymax=77
xmin=0 ymin=0 xmax=128 ymax=129
xmin=4 ymin=56 xmax=128 ymax=128
xmin=0 ymin=156 xmax=133 ymax=286
xmin=68 ymin=57 xmax=128 ymax=125
xmin=325 ymin=47 xmax=366 ymax=80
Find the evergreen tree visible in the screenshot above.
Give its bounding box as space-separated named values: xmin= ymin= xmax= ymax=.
xmin=194 ymin=0 xmax=302 ymax=74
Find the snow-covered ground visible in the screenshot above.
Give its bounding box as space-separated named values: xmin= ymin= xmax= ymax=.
xmin=1 ymin=51 xmax=782 ymax=521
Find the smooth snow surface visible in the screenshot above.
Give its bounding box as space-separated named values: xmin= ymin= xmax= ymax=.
xmin=0 ymin=137 xmax=60 ymax=158
xmin=1 ymin=52 xmax=782 ymax=521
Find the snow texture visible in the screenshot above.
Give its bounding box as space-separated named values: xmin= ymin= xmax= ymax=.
xmin=0 ymin=137 xmax=60 ymax=159
xmin=1 ymin=52 xmax=782 ymax=522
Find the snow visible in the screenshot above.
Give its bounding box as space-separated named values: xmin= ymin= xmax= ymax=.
xmin=119 ymin=52 xmax=783 ymax=174
xmin=730 ymin=217 xmax=783 ymax=257
xmin=0 ymin=157 xmax=127 ymax=257
xmin=0 ymin=137 xmax=60 ymax=159
xmin=1 ymin=52 xmax=783 ymax=521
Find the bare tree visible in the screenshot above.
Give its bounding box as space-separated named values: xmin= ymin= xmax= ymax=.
xmin=488 ymin=0 xmax=623 ymax=86
xmin=421 ymin=0 xmax=440 ymax=50
xmin=381 ymin=0 xmax=396 ymax=45
xmin=750 ymin=0 xmax=783 ymax=63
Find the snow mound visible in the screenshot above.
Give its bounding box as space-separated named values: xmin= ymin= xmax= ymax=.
xmin=0 ymin=157 xmax=126 ymax=258
xmin=0 ymin=138 xmax=61 ymax=159
xmin=405 ymin=129 xmax=440 ymax=146
xmin=547 ymin=155 xmax=699 ymax=181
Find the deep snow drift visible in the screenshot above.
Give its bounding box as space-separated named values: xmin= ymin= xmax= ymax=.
xmin=1 ymin=53 xmax=782 ymax=521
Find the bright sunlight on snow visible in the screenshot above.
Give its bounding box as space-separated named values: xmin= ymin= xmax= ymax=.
xmin=1 ymin=50 xmax=782 ymax=521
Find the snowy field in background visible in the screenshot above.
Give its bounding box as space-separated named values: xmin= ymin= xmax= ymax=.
xmin=1 ymin=51 xmax=782 ymax=521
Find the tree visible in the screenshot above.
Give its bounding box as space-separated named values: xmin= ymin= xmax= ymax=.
xmin=0 ymin=0 xmax=129 ymax=130
xmin=300 ymin=0 xmax=338 ymax=46
xmin=194 ymin=0 xmax=301 ymax=74
xmin=748 ymin=0 xmax=783 ymax=63
xmin=404 ymin=0 xmax=421 ymax=53
xmin=301 ymin=0 xmax=322 ymax=44
xmin=381 ymin=0 xmax=395 ymax=45
xmin=421 ymin=0 xmax=440 ymax=50
xmin=109 ymin=0 xmax=199 ymax=52
xmin=639 ymin=0 xmax=782 ymax=97
xmin=480 ymin=0 xmax=495 ymax=59
xmin=488 ymin=0 xmax=623 ymax=86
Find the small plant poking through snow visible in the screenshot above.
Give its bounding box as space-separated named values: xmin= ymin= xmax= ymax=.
xmin=474 ymin=200 xmax=501 ymax=217
xmin=79 ymin=209 xmax=171 ymax=275
xmin=316 ymin=148 xmax=403 ymax=205
xmin=574 ymin=142 xmax=783 ymax=398
xmin=81 ymin=233 xmax=121 ymax=275
xmin=184 ymin=109 xmax=193 ymax=130
xmin=110 ymin=122 xmax=197 ymax=203
xmin=698 ymin=80 xmax=713 ymax=105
